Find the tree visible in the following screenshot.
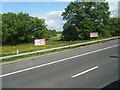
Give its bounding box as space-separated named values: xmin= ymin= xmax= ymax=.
xmin=34 ymin=28 xmax=51 ymax=40
xmin=0 ymin=13 xmax=2 ymax=46
xmin=62 ymin=1 xmax=110 ymax=40
xmin=15 ymin=12 xmax=33 ymax=43
xmin=2 ymin=12 xmax=49 ymax=45
xmin=49 ymin=29 xmax=57 ymax=37
xmin=109 ymin=18 xmax=119 ymax=36
xmin=2 ymin=12 xmax=18 ymax=45
xmin=56 ymin=31 xmax=62 ymax=34
xmin=62 ymin=23 xmax=79 ymax=41
xmin=31 ymin=17 xmax=51 ymax=40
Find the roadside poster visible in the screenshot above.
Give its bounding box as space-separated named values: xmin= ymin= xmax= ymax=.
xmin=34 ymin=39 xmax=45 ymax=46
xmin=90 ymin=32 xmax=98 ymax=37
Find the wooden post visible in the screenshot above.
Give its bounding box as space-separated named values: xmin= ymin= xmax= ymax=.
xmin=16 ymin=49 xmax=19 ymax=54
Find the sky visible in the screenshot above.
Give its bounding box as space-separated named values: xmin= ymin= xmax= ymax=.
xmin=1 ymin=0 xmax=119 ymax=31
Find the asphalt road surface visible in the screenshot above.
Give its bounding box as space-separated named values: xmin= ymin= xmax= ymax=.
xmin=1 ymin=39 xmax=119 ymax=88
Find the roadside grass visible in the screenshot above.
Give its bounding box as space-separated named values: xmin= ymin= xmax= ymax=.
xmin=2 ymin=36 xmax=106 ymax=56
xmin=2 ymin=34 xmax=62 ymax=56
xmin=1 ymin=36 xmax=116 ymax=62
xmin=50 ymin=34 xmax=62 ymax=41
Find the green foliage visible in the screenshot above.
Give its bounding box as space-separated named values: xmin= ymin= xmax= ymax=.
xmin=34 ymin=28 xmax=51 ymax=40
xmin=109 ymin=18 xmax=119 ymax=36
xmin=0 ymin=14 xmax=2 ymax=46
xmin=49 ymin=29 xmax=57 ymax=37
xmin=61 ymin=1 xmax=116 ymax=41
xmin=2 ymin=12 xmax=51 ymax=45
xmin=56 ymin=31 xmax=62 ymax=34
xmin=62 ymin=23 xmax=79 ymax=41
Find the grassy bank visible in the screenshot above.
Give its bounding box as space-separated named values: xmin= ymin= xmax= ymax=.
xmin=1 ymin=36 xmax=116 ymax=62
xmin=2 ymin=36 xmax=107 ymax=56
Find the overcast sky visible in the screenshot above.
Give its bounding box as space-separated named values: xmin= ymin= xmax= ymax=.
xmin=1 ymin=0 xmax=119 ymax=31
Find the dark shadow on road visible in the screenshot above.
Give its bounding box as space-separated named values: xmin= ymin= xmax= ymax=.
xmin=100 ymin=80 xmax=119 ymax=90
xmin=110 ymin=56 xmax=118 ymax=58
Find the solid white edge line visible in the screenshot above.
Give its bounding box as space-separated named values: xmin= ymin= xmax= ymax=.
xmin=0 ymin=44 xmax=119 ymax=78
xmin=71 ymin=66 xmax=99 ymax=78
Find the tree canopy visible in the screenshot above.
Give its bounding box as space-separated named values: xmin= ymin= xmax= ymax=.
xmin=0 ymin=13 xmax=2 ymax=45
xmin=2 ymin=12 xmax=57 ymax=45
xmin=62 ymin=1 xmax=118 ymax=40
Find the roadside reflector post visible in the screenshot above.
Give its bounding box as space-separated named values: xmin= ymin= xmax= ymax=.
xmin=16 ymin=49 xmax=19 ymax=55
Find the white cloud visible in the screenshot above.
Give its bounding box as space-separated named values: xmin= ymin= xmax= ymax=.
xmin=32 ymin=2 xmax=118 ymax=31
xmin=109 ymin=2 xmax=118 ymax=17
xmin=106 ymin=0 xmax=119 ymax=2
xmin=2 ymin=0 xmax=119 ymax=31
xmin=33 ymin=10 xmax=66 ymax=31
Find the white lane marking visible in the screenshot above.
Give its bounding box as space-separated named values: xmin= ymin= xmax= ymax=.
xmin=0 ymin=44 xmax=119 ymax=78
xmin=71 ymin=66 xmax=99 ymax=78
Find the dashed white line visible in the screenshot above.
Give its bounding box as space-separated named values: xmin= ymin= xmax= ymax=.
xmin=71 ymin=66 xmax=99 ymax=78
xmin=0 ymin=44 xmax=119 ymax=78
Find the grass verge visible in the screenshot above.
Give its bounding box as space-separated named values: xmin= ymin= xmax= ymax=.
xmin=2 ymin=37 xmax=117 ymax=63
xmin=2 ymin=37 xmax=108 ymax=56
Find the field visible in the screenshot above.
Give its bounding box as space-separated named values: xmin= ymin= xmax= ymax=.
xmin=2 ymin=34 xmax=107 ymax=56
